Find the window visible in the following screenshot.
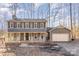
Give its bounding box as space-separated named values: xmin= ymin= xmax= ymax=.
xmin=14 ymin=22 xmax=17 ymax=28
xmin=17 ymin=23 xmax=20 ymax=28
xmin=30 ymin=22 xmax=33 ymax=28
xmin=10 ymin=22 xmax=14 ymax=28
xmin=30 ymin=22 xmax=34 ymax=28
xmin=32 ymin=22 xmax=34 ymax=28
xmin=25 ymin=23 xmax=29 ymax=28
xmin=34 ymin=23 xmax=37 ymax=28
xmin=37 ymin=22 xmax=40 ymax=28
xmin=20 ymin=22 xmax=22 ymax=28
xmin=40 ymin=23 xmax=44 ymax=28
xmin=22 ymin=22 xmax=24 ymax=28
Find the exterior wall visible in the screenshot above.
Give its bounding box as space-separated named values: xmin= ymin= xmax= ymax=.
xmin=6 ymin=19 xmax=48 ymax=42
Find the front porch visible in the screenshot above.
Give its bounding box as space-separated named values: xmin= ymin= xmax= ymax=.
xmin=7 ymin=32 xmax=48 ymax=42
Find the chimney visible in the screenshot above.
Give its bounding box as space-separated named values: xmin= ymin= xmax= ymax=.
xmin=12 ymin=13 xmax=16 ymax=20
xmin=12 ymin=3 xmax=17 ymax=20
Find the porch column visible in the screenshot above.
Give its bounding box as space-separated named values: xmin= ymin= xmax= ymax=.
xmin=18 ymin=33 xmax=20 ymax=41
xmin=42 ymin=34 xmax=44 ymax=41
xmin=41 ymin=33 xmax=44 ymax=41
xmin=19 ymin=33 xmax=21 ymax=41
xmin=30 ymin=33 xmax=32 ymax=41
xmin=24 ymin=33 xmax=26 ymax=41
xmin=9 ymin=33 xmax=11 ymax=41
xmin=43 ymin=34 xmax=45 ymax=41
xmin=31 ymin=33 xmax=33 ymax=41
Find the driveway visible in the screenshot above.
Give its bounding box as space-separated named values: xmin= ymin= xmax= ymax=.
xmin=56 ymin=40 xmax=79 ymax=56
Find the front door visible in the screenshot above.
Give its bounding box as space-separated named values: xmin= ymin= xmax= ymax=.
xmin=26 ymin=33 xmax=29 ymax=40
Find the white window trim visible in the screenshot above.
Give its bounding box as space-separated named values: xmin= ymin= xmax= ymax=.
xmin=34 ymin=23 xmax=38 ymax=29
xmin=25 ymin=23 xmax=29 ymax=29
xmin=40 ymin=23 xmax=44 ymax=28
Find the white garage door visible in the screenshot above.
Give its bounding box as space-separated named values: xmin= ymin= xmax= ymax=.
xmin=52 ymin=33 xmax=69 ymax=41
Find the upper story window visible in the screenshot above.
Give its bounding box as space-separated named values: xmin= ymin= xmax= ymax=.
xmin=17 ymin=22 xmax=25 ymax=28
xmin=14 ymin=22 xmax=17 ymax=28
xmin=17 ymin=22 xmax=20 ymax=28
xmin=37 ymin=22 xmax=40 ymax=28
xmin=34 ymin=23 xmax=37 ymax=28
xmin=22 ymin=22 xmax=24 ymax=28
xmin=40 ymin=23 xmax=45 ymax=28
xmin=30 ymin=22 xmax=34 ymax=28
xmin=8 ymin=21 xmax=46 ymax=29
xmin=10 ymin=22 xmax=14 ymax=28
xmin=25 ymin=23 xmax=29 ymax=28
xmin=20 ymin=22 xmax=22 ymax=28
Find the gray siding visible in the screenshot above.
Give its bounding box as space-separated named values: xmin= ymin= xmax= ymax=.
xmin=8 ymin=28 xmax=47 ymax=32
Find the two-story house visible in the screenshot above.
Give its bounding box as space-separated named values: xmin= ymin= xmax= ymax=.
xmin=6 ymin=19 xmax=48 ymax=42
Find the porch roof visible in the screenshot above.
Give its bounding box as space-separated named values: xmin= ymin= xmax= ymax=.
xmin=8 ymin=28 xmax=47 ymax=33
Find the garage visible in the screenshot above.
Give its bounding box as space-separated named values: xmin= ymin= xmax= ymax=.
xmin=52 ymin=33 xmax=69 ymax=41
xmin=49 ymin=26 xmax=71 ymax=42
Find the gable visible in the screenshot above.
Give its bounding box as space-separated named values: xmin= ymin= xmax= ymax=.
xmin=49 ymin=28 xmax=71 ymax=33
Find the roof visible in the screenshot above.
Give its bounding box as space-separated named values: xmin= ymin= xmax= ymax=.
xmin=46 ymin=27 xmax=53 ymax=32
xmin=7 ymin=18 xmax=47 ymax=22
xmin=49 ymin=26 xmax=71 ymax=33
xmin=8 ymin=28 xmax=47 ymax=33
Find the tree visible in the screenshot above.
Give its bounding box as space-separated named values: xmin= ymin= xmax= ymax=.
xmin=46 ymin=3 xmax=62 ymax=27
xmin=70 ymin=3 xmax=74 ymax=40
xmin=0 ymin=16 xmax=5 ymax=37
xmin=9 ymin=3 xmax=18 ymax=19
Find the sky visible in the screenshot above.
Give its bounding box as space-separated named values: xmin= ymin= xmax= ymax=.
xmin=0 ymin=3 xmax=79 ymax=30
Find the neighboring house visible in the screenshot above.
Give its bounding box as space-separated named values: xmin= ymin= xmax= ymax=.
xmin=5 ymin=19 xmax=72 ymax=42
